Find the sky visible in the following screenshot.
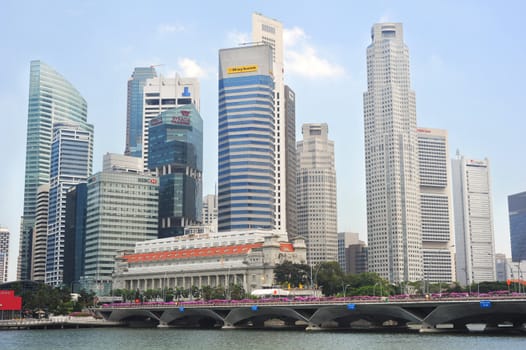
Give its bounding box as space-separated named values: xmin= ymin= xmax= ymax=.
xmin=1 ymin=0 xmax=525 ymax=281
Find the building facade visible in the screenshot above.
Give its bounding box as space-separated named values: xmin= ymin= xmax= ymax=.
xmin=417 ymin=128 xmax=455 ymax=283
xmin=508 ymin=191 xmax=526 ymax=262
xmin=218 ymin=44 xmax=275 ymax=231
xmin=45 ymin=123 xmax=93 ymax=286
xmin=140 ymin=74 xmax=200 ymax=170
xmin=30 ymin=184 xmax=49 ymax=281
xmin=125 ymin=67 xmax=157 ymax=157
xmin=296 ymin=123 xmax=337 ymax=266
xmin=363 ymin=23 xmax=423 ymax=283
xmin=452 ymin=156 xmax=496 ymax=285
xmin=0 ymin=227 xmax=9 ymax=283
xmin=252 ymin=13 xmax=295 ymax=236
xmin=19 ymin=60 xmax=93 ymax=281
xmin=148 ymin=104 xmax=203 ymax=238
xmin=337 ymin=232 xmax=367 ymax=274
xmin=113 ymin=229 xmax=306 ymax=293
xmin=63 ymin=183 xmax=88 ymax=291
xmin=202 ymin=194 xmax=218 ymax=232
xmin=82 ymin=169 xmax=159 ymax=294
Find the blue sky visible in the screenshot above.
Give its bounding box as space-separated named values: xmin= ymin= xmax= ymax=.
xmin=1 ymin=0 xmax=525 ymax=281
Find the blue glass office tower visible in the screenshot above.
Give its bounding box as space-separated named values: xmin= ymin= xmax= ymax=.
xmin=19 ymin=61 xmax=93 ymax=281
xmin=125 ymin=67 xmax=157 ymax=157
xmin=509 ymin=191 xmax=526 ymax=262
xmin=46 ymin=123 xmax=93 ymax=286
xmin=218 ymin=45 xmax=275 ymax=231
xmin=148 ymin=104 xmax=203 ymax=238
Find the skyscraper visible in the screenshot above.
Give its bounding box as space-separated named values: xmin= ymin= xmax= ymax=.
xmin=363 ymin=23 xmax=423 ymax=283
xmin=19 ymin=60 xmax=93 ymax=281
xmin=417 ymin=128 xmax=455 ymax=283
xmin=296 ymin=123 xmax=337 ymax=266
xmin=30 ymin=184 xmax=49 ymax=281
xmin=82 ymin=157 xmax=159 ymax=294
xmin=46 ymin=122 xmax=93 ymax=286
xmin=218 ymin=44 xmax=275 ymax=231
xmin=0 ymin=227 xmax=9 ymax=283
xmin=148 ymin=104 xmax=203 ymax=238
xmin=508 ymin=191 xmax=526 ymax=262
xmin=252 ymin=13 xmax=296 ymax=236
xmin=140 ymin=74 xmax=200 ymax=170
xmin=125 ymin=67 xmax=157 ymax=157
xmin=202 ymin=194 xmax=218 ymax=232
xmin=452 ymin=156 xmax=496 ymax=285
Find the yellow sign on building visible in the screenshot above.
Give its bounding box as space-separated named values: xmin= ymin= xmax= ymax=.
xmin=227 ymin=65 xmax=258 ymax=74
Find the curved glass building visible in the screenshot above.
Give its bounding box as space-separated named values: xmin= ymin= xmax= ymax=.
xmin=18 ymin=60 xmax=93 ymax=281
xmin=218 ymin=45 xmax=275 ymax=231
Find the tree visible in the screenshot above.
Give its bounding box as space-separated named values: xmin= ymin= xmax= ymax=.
xmin=273 ymin=261 xmax=311 ymax=287
xmin=316 ymin=261 xmax=345 ymax=296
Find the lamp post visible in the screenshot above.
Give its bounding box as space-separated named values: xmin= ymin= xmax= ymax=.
xmin=343 ymin=284 xmax=351 ymax=298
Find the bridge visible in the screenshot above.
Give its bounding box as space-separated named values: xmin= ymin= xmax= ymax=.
xmin=94 ymin=297 xmax=526 ymax=333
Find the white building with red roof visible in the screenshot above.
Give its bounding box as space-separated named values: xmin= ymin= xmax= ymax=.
xmin=112 ymin=229 xmax=306 ymax=293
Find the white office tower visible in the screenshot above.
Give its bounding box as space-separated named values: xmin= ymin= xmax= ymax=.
xmin=363 ymin=23 xmax=423 ymax=283
xmin=0 ymin=227 xmax=9 ymax=283
xmin=297 ymin=123 xmax=337 ymax=266
xmin=202 ymin=194 xmax=218 ymax=232
xmin=452 ymin=156 xmax=496 ymax=285
xmin=417 ymin=128 xmax=455 ymax=283
xmin=141 ymin=74 xmax=200 ymax=170
xmin=252 ymin=13 xmax=295 ymax=235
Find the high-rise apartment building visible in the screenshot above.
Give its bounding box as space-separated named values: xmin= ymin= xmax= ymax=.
xmin=0 ymin=227 xmax=9 ymax=283
xmin=297 ymin=123 xmax=337 ymax=266
xmin=19 ymin=60 xmax=93 ymax=281
xmin=30 ymin=184 xmax=49 ymax=281
xmin=508 ymin=191 xmax=526 ymax=262
xmin=452 ymin=156 xmax=496 ymax=285
xmin=148 ymin=104 xmax=203 ymax=238
xmin=140 ymin=74 xmax=200 ymax=170
xmin=202 ymin=194 xmax=218 ymax=232
xmin=252 ymin=13 xmax=296 ymax=236
xmin=46 ymin=123 xmax=93 ymax=286
xmin=417 ymin=128 xmax=455 ymax=283
xmin=82 ymin=161 xmax=159 ymax=294
xmin=217 ymin=44 xmax=275 ymax=231
xmin=125 ymin=67 xmax=157 ymax=157
xmin=363 ymin=23 xmax=423 ymax=283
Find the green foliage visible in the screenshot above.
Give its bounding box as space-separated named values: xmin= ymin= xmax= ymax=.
xmin=273 ymin=261 xmax=311 ymax=287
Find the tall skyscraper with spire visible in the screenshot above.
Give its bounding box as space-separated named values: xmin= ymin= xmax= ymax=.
xmin=363 ymin=23 xmax=423 ymax=283
xmin=252 ymin=13 xmax=296 ymax=237
xmin=18 ymin=61 xmax=93 ymax=281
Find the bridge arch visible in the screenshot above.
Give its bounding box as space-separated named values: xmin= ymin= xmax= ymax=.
xmin=224 ymin=306 xmax=309 ymax=328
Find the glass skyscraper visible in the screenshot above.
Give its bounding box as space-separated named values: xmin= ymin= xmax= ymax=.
xmin=19 ymin=60 xmax=93 ymax=281
xmin=125 ymin=67 xmax=157 ymax=157
xmin=46 ymin=123 xmax=93 ymax=286
xmin=218 ymin=45 xmax=275 ymax=231
xmin=508 ymin=191 xmax=526 ymax=262
xmin=148 ymin=104 xmax=203 ymax=238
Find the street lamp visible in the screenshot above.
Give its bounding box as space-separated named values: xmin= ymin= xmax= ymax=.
xmin=343 ymin=284 xmax=351 ymax=298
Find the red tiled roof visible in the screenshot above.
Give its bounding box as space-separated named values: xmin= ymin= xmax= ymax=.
xmin=123 ymin=241 xmax=296 ymax=263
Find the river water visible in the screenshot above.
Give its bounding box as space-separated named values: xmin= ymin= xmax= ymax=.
xmin=1 ymin=328 xmax=525 ymax=350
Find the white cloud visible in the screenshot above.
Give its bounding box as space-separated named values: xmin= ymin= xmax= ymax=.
xmin=226 ymin=30 xmax=250 ymax=46
xmin=177 ymin=58 xmax=207 ymax=78
xmin=158 ymin=23 xmax=185 ymax=34
xmin=283 ymin=26 xmax=345 ymax=79
xmin=283 ymin=27 xmax=307 ymax=47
